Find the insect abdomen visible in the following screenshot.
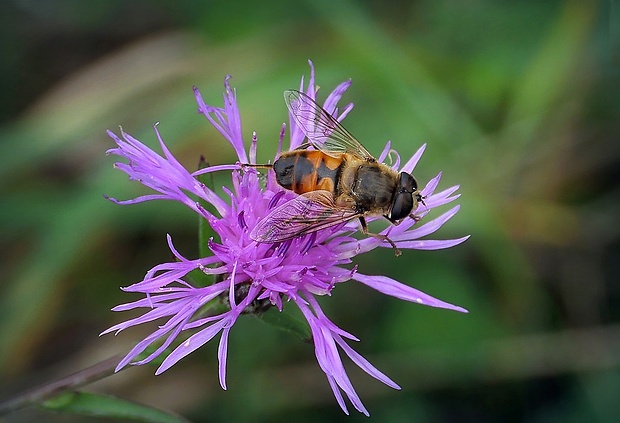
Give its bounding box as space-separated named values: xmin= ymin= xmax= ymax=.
xmin=273 ymin=151 xmax=342 ymax=194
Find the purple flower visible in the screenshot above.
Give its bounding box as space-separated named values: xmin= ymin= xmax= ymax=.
xmin=102 ymin=61 xmax=469 ymax=416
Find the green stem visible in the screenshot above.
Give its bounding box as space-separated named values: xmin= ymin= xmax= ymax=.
xmin=0 ymin=354 xmax=123 ymax=416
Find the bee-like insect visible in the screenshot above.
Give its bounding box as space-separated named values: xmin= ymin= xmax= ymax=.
xmin=248 ymin=90 xmax=423 ymax=256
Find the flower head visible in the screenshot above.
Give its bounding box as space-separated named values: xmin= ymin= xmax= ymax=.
xmin=103 ymin=61 xmax=468 ymax=416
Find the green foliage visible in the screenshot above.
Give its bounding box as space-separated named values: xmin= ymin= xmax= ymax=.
xmin=255 ymin=308 xmax=312 ymax=342
xmin=41 ymin=391 xmax=189 ymax=423
xmin=1 ymin=0 xmax=617 ymax=422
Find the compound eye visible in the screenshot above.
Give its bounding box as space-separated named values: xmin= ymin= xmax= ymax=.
xmin=399 ymin=172 xmax=417 ymax=192
xmin=390 ymin=192 xmax=414 ymax=221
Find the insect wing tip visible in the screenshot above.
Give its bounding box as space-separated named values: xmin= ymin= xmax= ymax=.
xmin=249 ymin=221 xmax=268 ymax=242
xmin=250 ymin=212 xmax=284 ymax=243
xmin=284 ymin=90 xmax=302 ymax=113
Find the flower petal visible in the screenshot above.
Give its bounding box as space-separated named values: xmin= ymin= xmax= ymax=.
xmin=353 ymin=273 xmax=468 ymax=313
xmin=395 ymin=235 xmax=470 ymax=250
xmin=401 ymin=143 xmax=427 ymax=174
xmin=392 ymin=205 xmax=461 ymax=240
xmin=156 ymin=318 xmax=230 ymax=374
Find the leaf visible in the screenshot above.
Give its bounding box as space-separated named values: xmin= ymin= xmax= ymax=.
xmin=255 ymin=308 xmax=312 ymax=342
xmin=41 ymin=391 xmax=190 ymax=423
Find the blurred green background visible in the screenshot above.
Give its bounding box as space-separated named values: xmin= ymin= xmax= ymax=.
xmin=1 ymin=0 xmax=618 ymax=421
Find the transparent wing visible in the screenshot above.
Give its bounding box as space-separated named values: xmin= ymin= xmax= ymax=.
xmin=250 ymin=190 xmax=360 ymax=242
xmin=284 ymin=90 xmax=374 ymax=160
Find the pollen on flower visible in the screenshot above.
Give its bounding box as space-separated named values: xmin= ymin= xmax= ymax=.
xmin=103 ymin=60 xmax=469 ymax=417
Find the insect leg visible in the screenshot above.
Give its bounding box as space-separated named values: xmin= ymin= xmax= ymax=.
xmin=408 ymin=213 xmax=422 ymax=222
xmin=358 ymin=216 xmax=402 ymax=257
xmin=293 ymin=142 xmax=313 ymax=151
xmin=241 ymin=163 xmax=273 ymax=170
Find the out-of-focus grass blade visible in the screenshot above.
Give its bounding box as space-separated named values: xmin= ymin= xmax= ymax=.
xmin=190 ymin=156 xmax=220 ymax=287
xmin=41 ymin=391 xmax=190 ymax=423
xmin=196 ymin=156 xmax=219 ymax=256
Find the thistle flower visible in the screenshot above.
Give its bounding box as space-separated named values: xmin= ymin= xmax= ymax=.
xmin=103 ymin=62 xmax=469 ymax=416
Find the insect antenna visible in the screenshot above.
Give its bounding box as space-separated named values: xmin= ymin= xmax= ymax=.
xmin=419 ymin=194 xmax=427 ymax=208
xmin=409 ymin=194 xmax=429 ymax=223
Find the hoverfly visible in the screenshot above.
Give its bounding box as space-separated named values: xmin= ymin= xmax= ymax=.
xmin=248 ymin=90 xmax=423 ymax=256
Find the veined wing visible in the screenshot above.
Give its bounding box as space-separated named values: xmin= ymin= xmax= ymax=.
xmin=250 ymin=190 xmax=360 ymax=242
xmin=284 ymin=90 xmax=374 ymax=161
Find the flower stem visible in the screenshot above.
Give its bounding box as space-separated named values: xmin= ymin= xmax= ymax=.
xmin=0 ymin=354 xmax=123 ymax=416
